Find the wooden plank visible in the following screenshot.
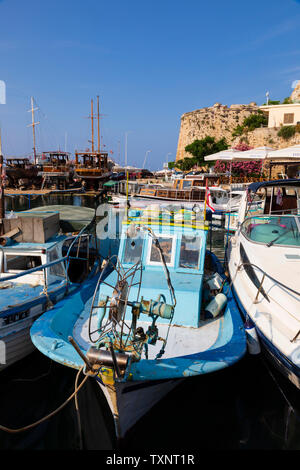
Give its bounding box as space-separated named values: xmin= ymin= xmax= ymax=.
xmin=33 ymin=217 xmax=45 ymax=243
xmin=20 ymin=216 xmax=34 ymax=242
xmin=42 ymin=213 xmax=60 ymax=241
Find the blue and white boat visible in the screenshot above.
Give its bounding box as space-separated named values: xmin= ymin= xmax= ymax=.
xmin=0 ymin=206 xmax=113 ymax=372
xmin=31 ymin=205 xmax=246 ymax=439
xmin=227 ymin=179 xmax=300 ymax=388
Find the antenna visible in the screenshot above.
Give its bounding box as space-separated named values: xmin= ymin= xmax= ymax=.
xmin=27 ymin=97 xmax=40 ymax=164
xmin=266 ymin=91 xmax=269 ymax=105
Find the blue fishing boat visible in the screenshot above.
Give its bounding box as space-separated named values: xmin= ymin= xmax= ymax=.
xmin=0 ymin=206 xmax=116 ymax=372
xmin=30 ymin=205 xmax=246 ymax=439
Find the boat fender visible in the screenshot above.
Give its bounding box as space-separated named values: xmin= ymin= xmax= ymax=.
xmin=204 ymin=293 xmax=227 ymax=318
xmin=244 ymin=316 xmax=261 ymax=355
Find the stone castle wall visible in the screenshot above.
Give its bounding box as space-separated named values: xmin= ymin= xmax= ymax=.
xmin=176 ymin=101 xmax=300 ymax=163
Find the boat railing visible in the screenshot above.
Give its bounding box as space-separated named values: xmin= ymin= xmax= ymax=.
xmin=238 ymin=260 xmax=300 ymax=341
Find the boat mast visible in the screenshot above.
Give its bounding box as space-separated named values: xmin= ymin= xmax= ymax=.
xmin=91 ymin=99 xmax=94 ymax=152
xmin=27 ymin=97 xmax=39 ymax=165
xmin=97 ymin=95 xmax=100 ymax=153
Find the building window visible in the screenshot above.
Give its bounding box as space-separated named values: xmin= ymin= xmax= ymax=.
xmin=283 ymin=113 xmax=294 ymax=124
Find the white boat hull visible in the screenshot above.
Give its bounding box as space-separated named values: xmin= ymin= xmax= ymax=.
xmin=98 ymin=378 xmax=182 ymax=439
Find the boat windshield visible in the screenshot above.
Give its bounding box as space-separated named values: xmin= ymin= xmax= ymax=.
xmin=179 ymin=235 xmax=201 ymax=269
xmin=149 ymin=236 xmax=174 ymax=265
xmin=123 ymin=236 xmax=144 ymax=264
xmin=241 ymin=215 xmax=300 ymax=247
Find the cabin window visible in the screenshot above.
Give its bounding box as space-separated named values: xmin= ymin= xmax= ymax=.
xmin=179 ymin=235 xmax=201 ymax=269
xmin=5 ymin=254 xmax=42 ymax=272
xmin=182 ymin=181 xmax=192 ymax=189
xmin=48 ymin=247 xmax=65 ymax=277
xmin=123 ymin=237 xmax=144 ymax=264
xmin=148 ymin=236 xmax=175 ymax=265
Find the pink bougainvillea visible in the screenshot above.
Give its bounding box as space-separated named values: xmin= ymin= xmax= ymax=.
xmin=213 ymin=144 xmax=263 ymax=176
xmin=232 ymin=143 xmax=253 ymax=151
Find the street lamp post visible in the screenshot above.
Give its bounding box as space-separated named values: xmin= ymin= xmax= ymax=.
xmin=164 ymin=152 xmax=172 ymax=181
xmin=143 ymin=150 xmax=151 ymax=169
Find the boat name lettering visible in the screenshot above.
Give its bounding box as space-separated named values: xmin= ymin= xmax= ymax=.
xmin=3 ymin=309 xmax=30 ymax=325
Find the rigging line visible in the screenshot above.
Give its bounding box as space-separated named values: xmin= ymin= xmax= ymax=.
xmin=74 ymin=365 xmax=83 ymax=450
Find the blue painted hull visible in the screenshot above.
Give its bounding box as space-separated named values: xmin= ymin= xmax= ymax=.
xmin=30 ymin=254 xmax=246 ymax=380
xmin=30 ymin=253 xmax=246 ymax=437
xmin=0 ymin=264 xmax=99 ymax=371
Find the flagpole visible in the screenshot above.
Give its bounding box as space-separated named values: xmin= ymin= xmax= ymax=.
xmin=203 ymin=178 xmax=207 ymax=223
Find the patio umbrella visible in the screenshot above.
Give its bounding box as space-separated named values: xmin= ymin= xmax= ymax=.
xmin=204 ymin=148 xmax=241 ymax=162
xmin=265 ymin=144 xmax=300 ymax=178
xmin=266 ymin=145 xmax=300 ymax=159
xmin=232 ymin=146 xmax=274 ymax=161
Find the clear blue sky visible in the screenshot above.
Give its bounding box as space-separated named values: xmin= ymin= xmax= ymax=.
xmin=0 ymin=0 xmax=300 ymax=170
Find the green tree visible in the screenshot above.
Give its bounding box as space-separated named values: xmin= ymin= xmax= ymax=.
xmin=176 ymin=156 xmax=198 ymax=171
xmin=184 ymin=136 xmax=228 ymax=167
xmin=232 ymin=111 xmax=268 ymax=137
xmin=168 ymin=161 xmax=176 ymax=170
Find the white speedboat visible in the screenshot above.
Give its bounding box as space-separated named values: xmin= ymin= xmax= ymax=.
xmin=227 ymin=178 xmax=300 ymax=388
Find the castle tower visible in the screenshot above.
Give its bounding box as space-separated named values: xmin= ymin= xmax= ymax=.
xmin=291 ymin=81 xmax=300 ymax=103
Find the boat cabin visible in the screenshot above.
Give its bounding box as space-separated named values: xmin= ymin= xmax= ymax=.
xmin=0 ymin=236 xmax=67 ymax=286
xmin=5 ymin=158 xmax=32 ymax=169
xmin=40 ymin=151 xmax=71 ymax=174
xmin=138 ymin=180 xmax=228 ymax=204
xmin=100 ymin=207 xmax=209 ymax=327
xmin=75 ymin=151 xmax=109 ymax=171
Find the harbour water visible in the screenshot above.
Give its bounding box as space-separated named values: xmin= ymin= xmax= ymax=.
xmin=1 ymin=194 xmax=300 ymax=451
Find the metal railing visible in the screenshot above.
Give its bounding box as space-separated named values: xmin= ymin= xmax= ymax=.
xmin=238 ymin=261 xmax=300 ymax=343
xmin=239 ymin=261 xmax=300 ymax=298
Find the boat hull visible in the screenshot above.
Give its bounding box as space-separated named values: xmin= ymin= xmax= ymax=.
xmin=231 ymin=282 xmax=300 ymax=389
xmin=0 ymin=284 xmax=68 ymax=371
xmin=98 ymin=377 xmax=181 ymax=438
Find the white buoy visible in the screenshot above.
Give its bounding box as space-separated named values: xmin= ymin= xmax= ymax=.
xmin=244 ymin=317 xmax=261 ymax=355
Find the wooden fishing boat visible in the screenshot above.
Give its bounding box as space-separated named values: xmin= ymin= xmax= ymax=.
xmin=0 ymin=206 xmax=116 ymax=372
xmin=39 ymin=151 xmax=74 ymax=189
xmin=5 ymin=158 xmax=41 ymax=189
xmin=74 ymin=151 xmax=113 ymax=190
xmin=31 ymin=205 xmax=246 ymax=439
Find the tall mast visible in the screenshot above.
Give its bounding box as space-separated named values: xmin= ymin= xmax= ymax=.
xmin=97 ymin=95 xmax=100 ymax=153
xmin=27 ymin=97 xmax=39 ymax=165
xmin=91 ymin=99 xmax=94 ymax=152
